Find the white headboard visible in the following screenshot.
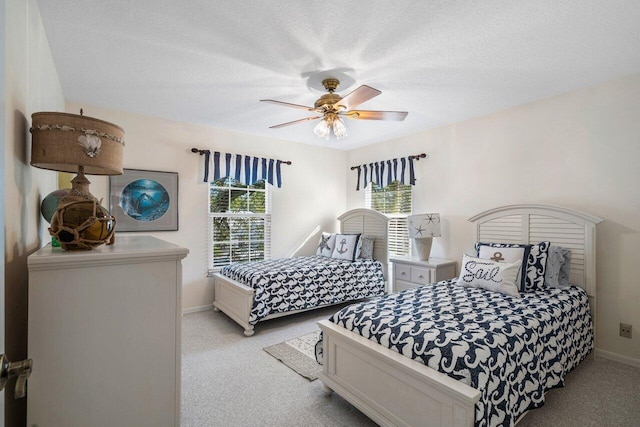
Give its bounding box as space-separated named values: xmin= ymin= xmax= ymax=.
xmin=468 ymin=204 xmax=602 ymax=298
xmin=338 ymin=208 xmax=390 ymax=279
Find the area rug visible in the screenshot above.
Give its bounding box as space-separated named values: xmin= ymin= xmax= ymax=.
xmin=264 ymin=330 xmax=322 ymax=381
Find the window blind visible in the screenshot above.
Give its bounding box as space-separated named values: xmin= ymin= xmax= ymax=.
xmin=365 ymin=181 xmax=412 ymax=258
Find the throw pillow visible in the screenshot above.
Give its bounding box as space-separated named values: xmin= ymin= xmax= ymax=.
xmin=456 ymin=254 xmax=522 ymax=297
xmin=357 ymin=235 xmax=375 ymax=260
xmin=477 ymin=244 xmax=527 ymax=289
xmin=544 ymin=246 xmax=572 ymax=288
xmin=475 ymin=241 xmax=550 ymax=292
xmin=331 ymin=234 xmax=361 ymax=261
xmin=316 ymin=232 xmax=336 ymax=257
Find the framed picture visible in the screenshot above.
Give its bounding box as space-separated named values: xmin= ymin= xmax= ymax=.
xmin=109 ymin=169 xmax=178 ymax=231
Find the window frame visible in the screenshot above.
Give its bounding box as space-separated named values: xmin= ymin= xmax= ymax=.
xmin=207 ymin=178 xmax=271 ymax=275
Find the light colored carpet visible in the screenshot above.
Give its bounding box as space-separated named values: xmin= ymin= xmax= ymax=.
xmin=181 ymin=304 xmax=375 ymax=427
xmin=264 ymin=330 xmax=322 ymax=381
xmin=182 ymin=306 xmax=640 ymax=427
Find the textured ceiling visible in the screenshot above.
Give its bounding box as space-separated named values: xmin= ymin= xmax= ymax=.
xmin=36 ymin=0 xmax=640 ymax=150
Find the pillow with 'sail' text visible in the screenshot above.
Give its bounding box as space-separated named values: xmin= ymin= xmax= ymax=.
xmin=456 ymin=254 xmax=522 ymax=297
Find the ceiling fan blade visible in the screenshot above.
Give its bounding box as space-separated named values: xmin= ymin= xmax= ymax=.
xmin=335 ymin=85 xmax=381 ymax=110
xmin=268 ymin=116 xmax=323 ymax=129
xmin=345 ymin=110 xmax=408 ymax=121
xmin=260 ymin=99 xmax=316 ymax=111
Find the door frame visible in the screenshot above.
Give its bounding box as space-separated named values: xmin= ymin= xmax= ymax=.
xmin=0 ymin=0 xmax=8 ymax=419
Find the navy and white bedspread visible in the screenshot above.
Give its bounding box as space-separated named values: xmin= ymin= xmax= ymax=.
xmin=319 ymin=280 xmax=593 ymax=427
xmin=219 ymin=256 xmax=385 ymax=325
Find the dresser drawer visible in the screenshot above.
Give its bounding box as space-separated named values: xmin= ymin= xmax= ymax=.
xmin=411 ymin=267 xmax=431 ymax=285
xmin=394 ymin=264 xmax=412 ymax=281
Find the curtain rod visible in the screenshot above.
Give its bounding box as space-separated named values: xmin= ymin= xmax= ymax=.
xmin=349 ymin=153 xmax=428 ymax=170
xmin=190 ymin=148 xmax=292 ymax=165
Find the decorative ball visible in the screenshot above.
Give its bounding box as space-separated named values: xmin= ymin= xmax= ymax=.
xmin=41 ymin=189 xmax=70 ymax=223
xmin=49 ymin=199 xmax=116 ymax=250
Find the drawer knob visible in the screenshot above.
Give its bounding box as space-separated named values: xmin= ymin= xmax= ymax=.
xmin=401 ymin=271 xmax=406 ymax=275
xmin=419 ymin=275 xmax=424 ymax=279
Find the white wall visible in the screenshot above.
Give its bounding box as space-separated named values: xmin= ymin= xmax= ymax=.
xmin=4 ymin=0 xmax=64 ymax=423
xmin=347 ymin=72 xmax=640 ymax=362
xmin=66 ymin=101 xmax=347 ymax=311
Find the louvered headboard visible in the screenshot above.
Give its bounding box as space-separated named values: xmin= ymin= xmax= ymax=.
xmin=468 ymin=204 xmax=603 ymax=298
xmin=338 ymin=208 xmax=390 ymax=280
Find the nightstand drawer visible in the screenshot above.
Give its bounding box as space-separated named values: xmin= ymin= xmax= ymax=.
xmin=411 ymin=267 xmax=431 ymax=285
xmin=390 ymin=257 xmax=457 ymax=293
xmin=395 ymin=264 xmax=412 ymax=281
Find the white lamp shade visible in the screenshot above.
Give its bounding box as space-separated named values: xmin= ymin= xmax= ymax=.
xmin=407 ymin=213 xmax=441 ymax=238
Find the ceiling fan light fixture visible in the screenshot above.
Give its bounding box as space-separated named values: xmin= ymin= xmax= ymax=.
xmin=332 ymin=116 xmax=349 ymax=140
xmin=263 ymin=77 xmax=408 ymax=141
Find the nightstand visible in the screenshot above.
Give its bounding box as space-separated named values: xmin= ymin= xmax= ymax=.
xmin=390 ymin=257 xmax=457 ymax=292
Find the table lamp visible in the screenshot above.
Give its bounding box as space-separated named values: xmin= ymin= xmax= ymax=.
xmin=30 ymin=111 xmax=125 ymax=250
xmin=407 ymin=213 xmax=441 ymax=260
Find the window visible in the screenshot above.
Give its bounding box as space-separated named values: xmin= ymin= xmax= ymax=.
xmin=365 ymin=180 xmax=412 ymax=258
xmin=209 ymin=178 xmax=271 ymax=273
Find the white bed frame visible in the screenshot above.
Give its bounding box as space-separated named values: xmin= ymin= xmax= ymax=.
xmin=318 ymin=204 xmax=602 ymax=427
xmin=213 ymin=208 xmax=389 ymax=336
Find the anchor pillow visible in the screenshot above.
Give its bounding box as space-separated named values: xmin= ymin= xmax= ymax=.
xmin=331 ymin=234 xmax=361 ymax=261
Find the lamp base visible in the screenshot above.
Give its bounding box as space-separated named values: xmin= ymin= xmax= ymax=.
xmin=413 ymin=237 xmax=433 ymax=261
xmin=48 ymin=166 xmax=116 ymax=250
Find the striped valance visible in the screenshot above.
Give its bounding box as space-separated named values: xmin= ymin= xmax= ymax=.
xmin=351 ymin=156 xmax=412 ymax=191
xmin=193 ymin=149 xmax=290 ymax=188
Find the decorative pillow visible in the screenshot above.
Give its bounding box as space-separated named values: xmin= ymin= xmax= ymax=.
xmin=477 ymin=244 xmax=527 ymax=288
xmin=557 ymin=248 xmax=572 ymax=288
xmin=456 ymin=254 xmax=521 ymax=297
xmin=523 ymin=241 xmax=551 ymax=292
xmin=331 ymin=234 xmax=361 ymax=261
xmin=357 ymin=235 xmax=375 ymax=260
xmin=316 ymin=232 xmax=336 ymax=257
xmin=544 ymin=246 xmax=572 ymax=288
xmin=475 ymin=241 xmax=550 ymax=292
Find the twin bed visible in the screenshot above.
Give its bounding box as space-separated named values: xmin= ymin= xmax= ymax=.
xmin=213 ymin=204 xmax=602 ymax=427
xmin=317 ymin=204 xmax=601 ymax=427
xmin=212 ymin=208 xmax=390 ymax=336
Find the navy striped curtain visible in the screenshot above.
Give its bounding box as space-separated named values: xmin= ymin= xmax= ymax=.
xmin=201 ymin=151 xmax=283 ymax=188
xmin=354 ymin=156 xmax=415 ymax=191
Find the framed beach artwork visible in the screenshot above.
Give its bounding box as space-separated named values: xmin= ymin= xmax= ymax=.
xmin=109 ymin=169 xmax=178 ymax=231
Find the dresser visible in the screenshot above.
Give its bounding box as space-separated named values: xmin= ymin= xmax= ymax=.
xmin=390 ymin=257 xmax=457 ymax=292
xmin=27 ymin=236 xmax=188 ymax=427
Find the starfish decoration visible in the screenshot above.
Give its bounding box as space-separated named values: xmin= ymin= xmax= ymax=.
xmin=414 ymin=224 xmax=426 ymax=236
xmin=424 ymin=214 xmax=440 ymax=224
xmin=318 ymin=235 xmax=331 ymax=252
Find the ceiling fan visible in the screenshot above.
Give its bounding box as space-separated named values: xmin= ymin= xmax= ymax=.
xmin=260 ymin=78 xmax=408 ymax=140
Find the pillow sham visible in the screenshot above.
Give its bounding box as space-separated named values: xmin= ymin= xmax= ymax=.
xmin=456 ymin=254 xmax=521 ymax=297
xmin=475 ymin=241 xmax=550 ymax=292
xmin=357 ymin=235 xmax=375 ymax=260
xmin=477 ymin=245 xmax=527 ymax=288
xmin=331 ymin=234 xmax=361 ymax=261
xmin=316 ymin=232 xmax=336 ymax=257
xmin=544 ymin=246 xmax=572 ymax=288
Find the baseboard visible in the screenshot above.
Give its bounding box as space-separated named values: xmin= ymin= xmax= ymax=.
xmin=182 ymin=304 xmax=214 ymax=315
xmin=595 ymin=348 xmax=640 ymax=368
